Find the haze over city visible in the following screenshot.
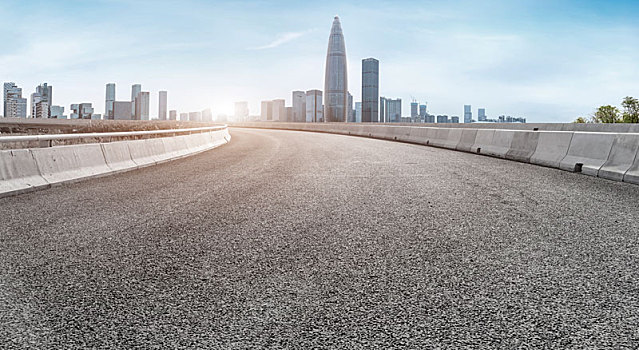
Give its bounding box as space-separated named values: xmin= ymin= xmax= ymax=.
xmin=1 ymin=0 xmax=638 ymax=122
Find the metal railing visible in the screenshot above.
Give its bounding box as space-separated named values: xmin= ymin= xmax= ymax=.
xmin=0 ymin=125 xmax=227 ymax=147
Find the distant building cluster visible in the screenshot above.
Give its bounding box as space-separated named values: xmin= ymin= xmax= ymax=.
xmin=235 ymin=16 xmax=526 ymax=124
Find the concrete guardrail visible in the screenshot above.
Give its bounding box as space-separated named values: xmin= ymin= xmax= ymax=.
xmin=230 ymin=122 xmax=639 ymax=186
xmin=0 ymin=126 xmax=230 ymax=198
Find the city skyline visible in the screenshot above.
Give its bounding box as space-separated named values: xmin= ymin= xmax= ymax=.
xmin=0 ymin=1 xmax=638 ymax=121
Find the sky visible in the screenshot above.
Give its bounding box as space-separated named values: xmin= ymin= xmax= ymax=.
xmin=1 ymin=0 xmax=638 ymax=122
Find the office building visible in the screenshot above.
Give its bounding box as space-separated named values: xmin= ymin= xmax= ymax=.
xmin=379 ymin=97 xmax=386 ymax=123
xmin=292 ymin=91 xmax=306 ymax=122
xmin=70 ymin=103 xmax=94 ymax=119
xmin=50 ymin=105 xmax=65 ymax=119
xmin=113 ymin=101 xmax=132 ymax=120
xmin=158 ymin=91 xmax=168 ymax=120
xmin=437 ymin=115 xmax=449 ymax=123
xmin=478 ymin=108 xmax=486 ymax=121
xmin=419 ymin=104 xmax=427 ymax=119
xmin=261 ymin=101 xmax=273 ymax=121
xmin=189 ymin=111 xmax=201 ymax=121
xmin=286 ymin=107 xmax=293 ymax=122
xmin=234 ymin=101 xmax=249 ymax=121
xmin=3 ymin=82 xmax=27 ymax=118
xmin=384 ymin=98 xmax=401 ymax=123
xmin=464 ymin=104 xmax=472 ymax=123
xmin=272 ymin=99 xmax=285 ymax=122
xmin=134 ymin=91 xmax=150 ymax=120
xmin=179 ymin=112 xmax=188 ymax=121
xmin=410 ymin=101 xmax=419 ymax=123
xmin=169 ymin=110 xmax=177 ymax=121
xmin=305 ymin=90 xmax=322 ymax=122
xmin=425 ymin=114 xmax=435 ymax=123
xmin=355 ymin=102 xmax=362 ymax=123
xmin=31 ymin=83 xmax=52 ymax=118
xmin=362 ymin=58 xmax=379 ymax=123
xmin=451 ymin=116 xmax=460 ymax=123
xmin=347 ymin=92 xmax=354 ymax=122
xmin=324 ymin=16 xmax=348 ymax=122
xmin=131 ymin=84 xmax=141 ymax=117
xmin=202 ymin=108 xmax=213 ymax=122
xmin=105 ymin=83 xmax=115 ymax=119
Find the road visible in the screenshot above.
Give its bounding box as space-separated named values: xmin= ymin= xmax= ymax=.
xmin=1 ymin=128 xmax=638 ymax=349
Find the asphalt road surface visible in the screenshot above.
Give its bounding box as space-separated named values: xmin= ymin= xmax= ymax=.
xmin=1 ymin=128 xmax=638 ymax=349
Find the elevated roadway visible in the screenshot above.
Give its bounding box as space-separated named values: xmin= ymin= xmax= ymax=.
xmin=1 ymin=128 xmax=638 ymax=348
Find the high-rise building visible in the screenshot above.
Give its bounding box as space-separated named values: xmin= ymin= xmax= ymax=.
xmin=131 ymin=84 xmax=141 ymax=117
xmin=385 ymin=98 xmax=401 ymax=123
xmin=134 ymin=91 xmax=150 ymax=120
xmin=410 ymin=101 xmax=419 ymax=122
xmin=355 ymin=102 xmax=362 ymax=123
xmin=3 ymin=82 xmax=27 ymax=118
xmin=202 ymin=108 xmax=213 ymax=122
xmin=305 ymin=90 xmax=322 ymax=122
xmin=179 ymin=112 xmax=188 ymax=121
xmin=189 ymin=111 xmax=201 ymax=121
xmin=464 ymin=104 xmax=472 ymax=123
xmin=105 ymin=83 xmax=115 ymax=119
xmin=451 ymin=116 xmax=460 ymax=123
xmin=324 ymin=16 xmax=348 ymax=122
xmin=362 ymin=58 xmax=379 ymax=123
xmin=70 ymin=103 xmax=95 ymax=119
xmin=272 ymin=99 xmax=286 ymax=122
xmin=478 ymin=108 xmax=486 ymax=121
xmin=425 ymin=114 xmax=435 ymax=123
xmin=419 ymin=104 xmax=427 ymax=120
xmin=347 ymin=92 xmax=354 ymax=122
xmin=113 ymin=101 xmax=132 ymax=120
xmin=437 ymin=115 xmax=449 ymax=123
xmin=261 ymin=101 xmax=273 ymax=121
xmin=158 ymin=91 xmax=168 ymax=120
xmin=31 ymin=83 xmax=52 ymax=118
xmin=286 ymin=107 xmax=293 ymax=122
xmin=292 ymin=91 xmax=306 ymax=122
xmin=50 ymin=105 xmax=65 ymax=119
xmin=169 ymin=110 xmax=177 ymax=121
xmin=234 ymin=101 xmax=249 ymax=121
xmin=379 ymin=97 xmax=387 ymax=123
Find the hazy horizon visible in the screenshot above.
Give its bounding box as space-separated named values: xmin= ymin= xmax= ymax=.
xmin=1 ymin=0 xmax=638 ymax=122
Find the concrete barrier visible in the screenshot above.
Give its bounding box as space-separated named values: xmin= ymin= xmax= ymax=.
xmin=429 ymin=128 xmax=451 ymax=148
xmin=0 ymin=149 xmax=49 ymax=195
xmin=163 ymin=135 xmax=192 ymax=158
xmin=529 ymin=131 xmax=573 ymax=168
xmin=598 ymin=134 xmax=639 ymax=181
xmin=481 ymin=130 xmax=515 ymax=158
xmin=101 ymin=141 xmax=137 ymax=172
xmin=505 ymin=131 xmax=540 ymax=163
xmin=624 ymin=156 xmax=639 ymax=185
xmin=456 ymin=129 xmax=478 ymax=152
xmin=406 ymin=127 xmax=430 ymax=145
xmin=439 ymin=128 xmax=463 ymax=150
xmin=559 ymin=132 xmax=616 ymax=176
xmin=470 ymin=129 xmax=495 ymax=154
xmin=32 ymin=144 xmax=110 ymax=184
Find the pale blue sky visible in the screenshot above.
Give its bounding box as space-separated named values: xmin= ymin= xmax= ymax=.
xmin=1 ymin=0 xmax=638 ymax=122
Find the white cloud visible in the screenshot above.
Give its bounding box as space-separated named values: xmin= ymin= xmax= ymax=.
xmin=251 ymin=30 xmax=313 ymax=50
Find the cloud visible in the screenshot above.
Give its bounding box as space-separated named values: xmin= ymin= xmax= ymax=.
xmin=251 ymin=30 xmax=313 ymax=50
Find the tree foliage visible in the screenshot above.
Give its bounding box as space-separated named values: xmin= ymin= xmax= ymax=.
xmin=573 ymin=116 xmax=590 ymax=123
xmin=593 ymin=105 xmax=621 ymax=123
xmin=622 ymin=96 xmax=639 ymax=123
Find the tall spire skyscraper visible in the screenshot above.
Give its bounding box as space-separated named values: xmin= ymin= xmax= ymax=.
xmin=324 ymin=16 xmax=348 ymax=123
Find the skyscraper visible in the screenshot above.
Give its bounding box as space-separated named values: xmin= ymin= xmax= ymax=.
xmin=478 ymin=108 xmax=486 ymax=121
xmin=324 ymin=16 xmax=348 ymax=122
xmin=158 ymin=91 xmax=168 ymax=120
xmin=362 ymin=58 xmax=379 ymax=123
xmin=464 ymin=105 xmax=472 ymax=123
xmin=105 ymin=83 xmax=115 ymax=119
xmin=347 ymin=92 xmax=354 ymax=122
xmin=113 ymin=101 xmax=132 ymax=120
xmin=261 ymin=101 xmax=273 ymax=121
xmin=31 ymin=83 xmax=52 ymax=119
xmin=234 ymin=101 xmax=249 ymax=121
xmin=410 ymin=101 xmax=419 ymax=122
xmin=292 ymin=91 xmax=306 ymax=122
xmin=419 ymin=104 xmax=427 ymax=120
xmin=272 ymin=99 xmax=285 ymax=122
xmin=305 ymin=90 xmax=322 ymax=122
xmin=134 ymin=91 xmax=149 ymax=120
xmin=131 ymin=84 xmax=141 ymax=117
xmin=379 ymin=97 xmax=387 ymax=123
xmin=355 ymin=102 xmax=362 ymax=123
xmin=169 ymin=110 xmax=177 ymax=121
xmin=3 ymin=82 xmax=27 ymax=118
xmin=386 ymin=98 xmax=402 ymax=123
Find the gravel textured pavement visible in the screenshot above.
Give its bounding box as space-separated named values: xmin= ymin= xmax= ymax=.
xmin=1 ymin=128 xmax=638 ymax=349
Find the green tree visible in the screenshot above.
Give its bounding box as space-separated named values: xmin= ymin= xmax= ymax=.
xmin=593 ymin=105 xmax=621 ymax=123
xmin=621 ymin=96 xmax=639 ymax=123
xmin=573 ymin=116 xmax=590 ymax=123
